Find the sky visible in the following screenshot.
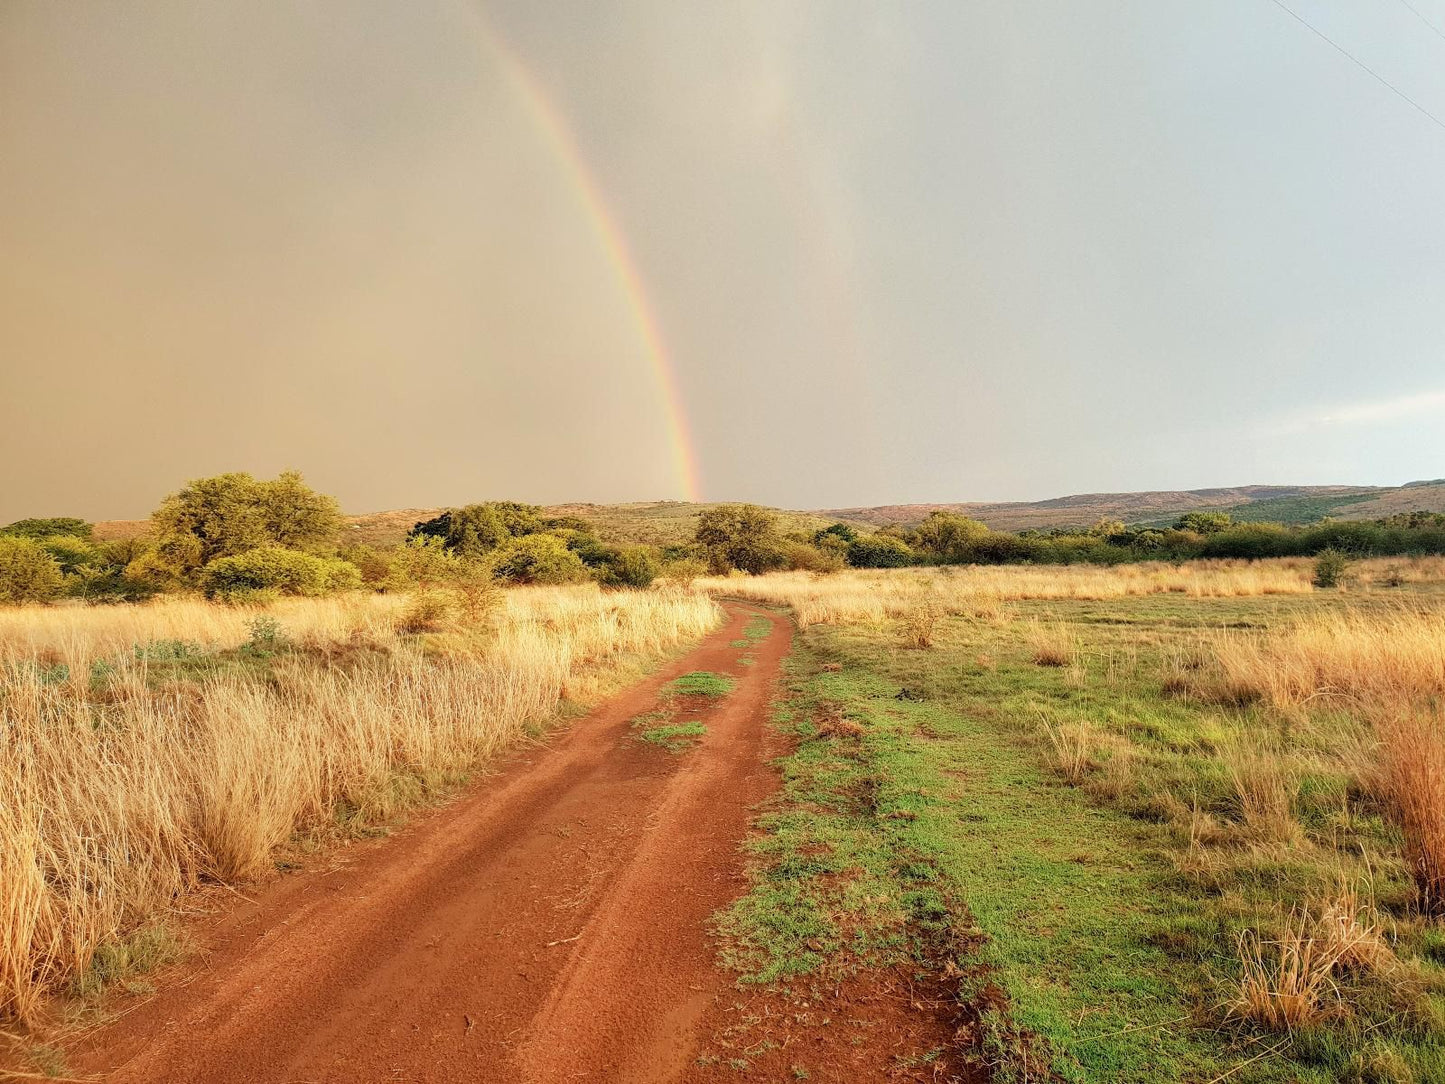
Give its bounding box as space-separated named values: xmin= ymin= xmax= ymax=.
xmin=2 ymin=0 xmax=1444 ymax=521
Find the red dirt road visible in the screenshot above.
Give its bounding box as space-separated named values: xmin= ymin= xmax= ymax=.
xmin=72 ymin=603 xmax=791 ymax=1084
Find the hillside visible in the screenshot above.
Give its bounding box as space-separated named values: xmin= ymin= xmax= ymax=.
xmin=821 ymin=484 xmax=1407 ymax=531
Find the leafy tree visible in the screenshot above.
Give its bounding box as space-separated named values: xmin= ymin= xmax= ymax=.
xmin=151 ymin=471 xmax=342 ymax=577
xmin=410 ymin=502 xmax=544 ymax=558
xmin=911 ymin=511 xmax=989 ymax=560
xmin=1175 ymin=511 xmax=1232 ymax=534
xmin=493 ymin=534 xmax=590 ymax=584
xmin=1 ymin=517 xmax=93 ymax=541
xmin=695 ymin=504 xmax=786 ymax=575
xmin=0 ymin=536 xmax=65 ymax=603
xmin=846 ymin=534 xmax=914 ymax=568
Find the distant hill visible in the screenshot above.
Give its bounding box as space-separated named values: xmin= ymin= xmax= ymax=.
xmin=87 ymin=481 xmax=1445 ymax=547
xmin=819 ymin=482 xmax=1445 ymax=532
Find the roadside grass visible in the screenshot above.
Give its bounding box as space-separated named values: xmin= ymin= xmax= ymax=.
xmin=717 ymin=583 xmax=1445 ymax=1082
xmin=666 ymin=671 xmax=736 ymax=698
xmin=0 ymin=587 xmax=723 ymax=1022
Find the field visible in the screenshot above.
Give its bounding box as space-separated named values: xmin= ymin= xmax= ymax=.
xmin=696 ymin=559 xmax=1445 ymax=1081
xmin=7 ymin=555 xmax=1445 ymax=1081
xmin=0 ymin=586 xmax=721 ymax=1023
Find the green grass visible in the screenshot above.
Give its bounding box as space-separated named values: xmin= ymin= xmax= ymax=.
xmin=731 ymin=616 xmax=773 ymax=650
xmin=71 ymin=923 xmax=183 ymax=1001
xmin=716 ymin=591 xmax=1445 ymax=1082
xmin=639 ymin=721 xmax=708 ymax=752
xmin=665 ymin=671 xmax=736 ymax=698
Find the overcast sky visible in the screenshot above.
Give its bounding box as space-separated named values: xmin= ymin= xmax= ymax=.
xmin=2 ymin=0 xmax=1443 ymax=520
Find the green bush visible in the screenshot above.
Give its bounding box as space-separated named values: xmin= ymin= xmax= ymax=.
xmin=493 ymin=534 xmax=590 ymax=585
xmin=409 ymin=502 xmax=544 ymax=558
xmin=1313 ymin=549 xmax=1350 ymax=588
xmin=846 ymin=534 xmax=914 ymax=568
xmin=1174 ymin=511 xmax=1232 ymax=533
xmin=592 ymin=545 xmax=660 ymax=588
xmin=201 ymin=547 xmax=361 ymax=601
xmin=781 ymin=540 xmax=844 ymax=573
xmin=0 ymin=536 xmax=65 ymax=603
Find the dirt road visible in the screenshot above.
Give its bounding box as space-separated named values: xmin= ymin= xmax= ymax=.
xmin=73 ymin=603 xmax=790 ymax=1084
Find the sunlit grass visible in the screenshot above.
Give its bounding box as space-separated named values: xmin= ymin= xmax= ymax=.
xmin=0 ymin=585 xmax=721 ymax=1021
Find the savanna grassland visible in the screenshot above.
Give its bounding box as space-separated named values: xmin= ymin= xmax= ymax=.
xmin=0 ymin=585 xmax=720 ymax=1027
xmin=697 ymin=558 xmax=1445 ymax=1082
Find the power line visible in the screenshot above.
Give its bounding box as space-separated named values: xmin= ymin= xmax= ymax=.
xmin=1396 ymin=0 xmax=1445 ymax=46
xmin=1265 ymin=0 xmax=1445 ymax=134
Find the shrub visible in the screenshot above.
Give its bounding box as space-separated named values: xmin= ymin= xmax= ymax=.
xmin=388 ymin=535 xmax=459 ymax=588
xmin=397 ymin=590 xmax=457 ymax=633
xmin=0 ymin=536 xmax=65 ymax=603
xmin=337 ymin=543 xmax=404 ymax=592
xmin=1314 ymin=549 xmax=1350 ymax=588
xmin=813 ymin=523 xmax=857 ymax=545
xmin=492 ymin=534 xmax=590 ymax=585
xmin=780 ymin=541 xmax=844 ymax=574
xmin=660 ymin=556 xmax=709 ymax=585
xmin=448 ymin=560 xmax=503 ymax=622
xmin=592 ymin=545 xmax=660 ymax=588
xmin=846 ymin=534 xmax=913 ymax=568
xmin=409 ymin=502 xmax=544 ymax=558
xmin=1175 ymin=511 xmax=1232 ymax=533
xmin=899 ymin=597 xmax=941 ymax=648
xmin=201 ymin=547 xmax=361 ymax=601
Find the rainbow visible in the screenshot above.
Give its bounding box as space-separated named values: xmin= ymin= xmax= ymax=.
xmin=451 ymin=2 xmax=703 ymax=502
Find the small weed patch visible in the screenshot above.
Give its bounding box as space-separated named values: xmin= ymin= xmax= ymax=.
xmin=639 ymin=721 xmax=708 ymax=752
xmin=666 ymin=671 xmax=735 ymax=698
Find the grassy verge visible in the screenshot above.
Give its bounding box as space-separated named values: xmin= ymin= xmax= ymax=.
xmin=718 ymin=592 xmax=1445 ymax=1082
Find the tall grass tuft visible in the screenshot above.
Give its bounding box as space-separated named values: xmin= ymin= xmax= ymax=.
xmin=1371 ymin=705 xmax=1445 ymax=916
xmin=1231 ymin=909 xmax=1345 ymax=1032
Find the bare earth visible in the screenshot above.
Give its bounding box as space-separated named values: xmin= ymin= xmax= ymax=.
xmin=72 ymin=604 xmax=788 ymax=1083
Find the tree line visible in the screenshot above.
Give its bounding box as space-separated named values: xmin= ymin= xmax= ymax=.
xmin=6 ymin=479 xmax=1445 ymax=605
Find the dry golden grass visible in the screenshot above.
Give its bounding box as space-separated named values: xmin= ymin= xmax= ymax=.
xmin=1211 ymin=607 xmax=1445 ymax=712
xmin=695 ymin=559 xmax=1342 ymax=629
xmin=0 ymin=585 xmax=719 ymax=1021
xmin=1231 ymin=908 xmax=1345 ymax=1032
xmin=1371 ymin=705 xmax=1445 ymax=916
xmin=1224 ymin=742 xmax=1302 ymax=846
xmin=1026 ymin=620 xmax=1077 ymax=668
